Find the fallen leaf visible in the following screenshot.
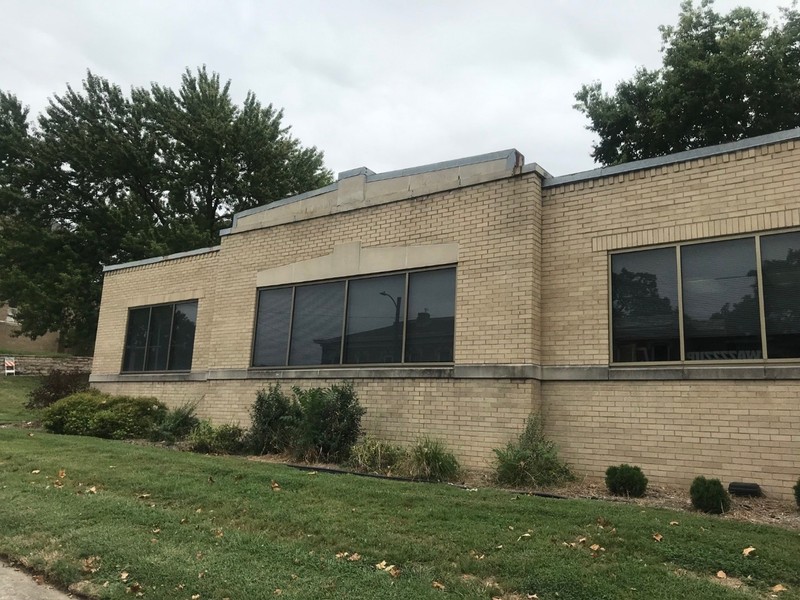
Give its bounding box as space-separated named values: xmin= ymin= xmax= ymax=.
xmin=348 ymin=553 xmax=361 ymax=562
xmin=771 ymin=584 xmax=787 ymax=593
xmin=150 ymin=538 xmax=157 ymax=544
xmin=198 ymin=571 xmax=206 ymax=579
xmin=195 ymin=508 xmax=203 ymax=513
xmin=432 ymin=581 xmax=446 ymax=590
xmin=508 ymin=526 xmax=514 ymax=530
xmin=335 ymin=551 xmax=349 ymax=559
xmin=214 ymin=529 xmax=224 ymax=538
xmin=180 ymin=518 xmax=189 ymax=524
xmin=590 ymin=544 xmax=601 ymax=551
xmin=307 ymin=471 xmax=317 ymax=476
xmin=152 ymin=528 xmax=160 ymax=534
xmin=670 ymin=521 xmax=679 ymax=526
xmin=33 ymin=575 xmax=44 ymax=585
xmin=137 ymin=493 xmax=151 ymax=499
xmin=274 ymin=589 xmax=282 ymax=595
xmin=192 ymin=595 xmax=200 ymax=600
xmin=743 ymin=546 xmax=756 ymax=557
xmin=81 ymin=556 xmax=101 ymax=573
xmin=271 ymin=480 xmax=281 ymax=491
xmin=717 ymin=571 xmax=727 ymax=579
xmin=57 ymin=469 xmax=66 ymax=478
xmin=88 ymin=486 xmax=97 ymax=494
xmin=388 ymin=566 xmax=400 ymax=578
xmin=375 ymin=560 xmax=387 ymax=570
xmin=517 ymin=533 xmax=531 ymax=542
xmin=127 ymin=582 xmax=142 ymax=593
xmin=577 ymin=537 xmax=587 ymax=544
xmin=496 ymin=545 xmax=503 ymax=549
xmin=53 ymin=480 xmax=63 ymax=488
xmin=653 ymin=533 xmax=663 ymax=542
xmin=120 ymin=571 xmax=129 ymax=582
xmin=31 ymin=469 xmax=40 ymax=474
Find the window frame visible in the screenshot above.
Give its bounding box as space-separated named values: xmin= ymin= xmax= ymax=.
xmin=120 ymin=300 xmax=198 ymax=373
xmin=250 ymin=264 xmax=457 ymax=369
xmin=609 ymin=229 xmax=800 ymax=366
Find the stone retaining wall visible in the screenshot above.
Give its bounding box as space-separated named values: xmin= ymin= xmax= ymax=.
xmin=4 ymin=356 xmax=93 ymax=376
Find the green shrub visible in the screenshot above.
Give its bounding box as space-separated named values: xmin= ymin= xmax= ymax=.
xmin=188 ymin=421 xmax=247 ymax=454
xmin=493 ymin=415 xmax=573 ymax=487
xmin=151 ymin=402 xmax=199 ymax=443
xmin=348 ymin=436 xmax=407 ymax=475
xmin=404 ymin=437 xmax=460 ymax=482
xmin=794 ymin=477 xmax=800 ymax=509
xmin=249 ymin=385 xmax=301 ymax=454
xmin=291 ymin=382 xmax=365 ymax=463
xmin=43 ymin=391 xmax=167 ymax=439
xmin=605 ymin=464 xmax=648 ymax=497
xmin=26 ymin=369 xmax=89 ymax=409
xmin=690 ymin=476 xmax=731 ymax=514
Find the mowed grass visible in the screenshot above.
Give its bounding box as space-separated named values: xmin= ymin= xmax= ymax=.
xmin=0 ymin=376 xmax=40 ymax=423
xmin=1 ymin=430 xmax=799 ymax=600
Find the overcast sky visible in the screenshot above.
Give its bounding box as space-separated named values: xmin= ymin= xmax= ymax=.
xmin=0 ymin=1 xmax=791 ymax=178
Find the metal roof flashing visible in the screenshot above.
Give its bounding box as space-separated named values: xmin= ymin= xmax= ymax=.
xmin=102 ymin=246 xmax=220 ymax=273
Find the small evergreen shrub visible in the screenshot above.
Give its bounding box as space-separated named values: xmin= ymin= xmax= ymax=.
xmin=189 ymin=421 xmax=247 ymax=454
xmin=291 ymin=382 xmax=365 ymax=462
xmin=405 ymin=437 xmax=460 ymax=482
xmin=43 ymin=391 xmax=167 ymax=439
xmin=605 ymin=464 xmax=648 ymax=497
xmin=690 ymin=476 xmax=731 ymax=514
xmin=26 ymin=369 xmax=89 ymax=409
xmin=249 ymin=385 xmax=301 ymax=454
xmin=794 ymin=477 xmax=800 ymax=509
xmin=348 ymin=436 xmax=407 ymax=474
xmin=494 ymin=415 xmax=574 ymax=487
xmin=151 ymin=402 xmax=199 ymax=443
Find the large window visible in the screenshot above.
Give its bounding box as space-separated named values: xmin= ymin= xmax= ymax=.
xmin=252 ymin=267 xmax=456 ymax=367
xmin=122 ymin=301 xmax=198 ymax=372
xmin=611 ymin=231 xmax=800 ymax=363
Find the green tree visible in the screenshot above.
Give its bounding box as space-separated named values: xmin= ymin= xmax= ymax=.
xmin=574 ymin=0 xmax=800 ymax=166
xmin=0 ymin=68 xmax=333 ymax=353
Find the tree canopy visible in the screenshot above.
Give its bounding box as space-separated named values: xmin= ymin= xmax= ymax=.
xmin=0 ymin=68 xmax=333 ymax=353
xmin=574 ymin=0 xmax=800 ymax=166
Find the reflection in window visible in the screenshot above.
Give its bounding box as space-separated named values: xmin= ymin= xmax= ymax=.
xmin=611 ymin=248 xmax=680 ymax=362
xmin=761 ymin=232 xmax=800 ymax=358
xmin=344 ymin=274 xmax=404 ymax=364
xmin=122 ymin=301 xmax=197 ymax=372
xmin=681 ymin=238 xmax=762 ymax=360
xmin=289 ymin=282 xmax=345 ymax=366
xmin=405 ymin=269 xmax=456 ymax=362
xmin=252 ymin=267 xmax=456 ymax=367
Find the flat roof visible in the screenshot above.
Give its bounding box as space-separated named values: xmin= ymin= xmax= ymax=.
xmin=102 ymin=246 xmax=220 ymax=273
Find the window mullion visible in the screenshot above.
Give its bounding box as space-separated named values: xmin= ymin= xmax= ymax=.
xmin=754 ymin=235 xmax=769 ymax=360
xmin=164 ymin=304 xmax=176 ymax=371
xmin=676 ymin=245 xmax=686 ymax=362
xmin=339 ymin=280 xmax=349 ymax=364
xmin=286 ymin=287 xmax=296 ymax=367
xmin=400 ymin=272 xmax=410 ymax=363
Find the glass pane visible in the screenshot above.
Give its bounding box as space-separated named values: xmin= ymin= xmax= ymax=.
xmin=761 ymin=231 xmax=800 ymax=358
xmin=168 ymin=302 xmax=197 ymax=370
xmin=611 ymin=248 xmax=680 ymax=362
xmin=681 ymin=238 xmax=762 ymax=360
xmin=289 ymin=281 xmax=345 ymax=365
xmin=253 ymin=288 xmax=293 ymax=366
xmin=122 ymin=308 xmax=150 ymax=372
xmin=344 ymin=274 xmax=405 ymax=364
xmin=145 ymin=305 xmax=173 ymax=370
xmin=405 ymin=269 xmax=456 ymax=362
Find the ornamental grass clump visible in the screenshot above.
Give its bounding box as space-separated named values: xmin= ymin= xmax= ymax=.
xmin=690 ymin=476 xmax=731 ymax=514
xmin=794 ymin=477 xmax=800 ymax=509
xmin=348 ymin=436 xmax=407 ymax=475
xmin=494 ymin=414 xmax=573 ymax=487
xmin=605 ymin=464 xmax=648 ymax=497
xmin=405 ymin=437 xmax=460 ymax=482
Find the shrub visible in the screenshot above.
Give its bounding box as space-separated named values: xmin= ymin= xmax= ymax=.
xmin=404 ymin=437 xmax=460 ymax=482
xmin=605 ymin=464 xmax=648 ymax=497
xmin=494 ymin=415 xmax=573 ymax=487
xmin=794 ymin=478 xmax=800 ymax=509
xmin=348 ymin=436 xmax=407 ymax=475
xmin=151 ymin=402 xmax=199 ymax=443
xmin=690 ymin=476 xmax=731 ymax=514
xmin=43 ymin=391 xmax=167 ymax=439
xmin=26 ymin=369 xmax=89 ymax=409
xmin=291 ymin=382 xmax=365 ymax=463
xmin=188 ymin=421 xmax=247 ymax=454
xmin=249 ymin=385 xmax=301 ymax=454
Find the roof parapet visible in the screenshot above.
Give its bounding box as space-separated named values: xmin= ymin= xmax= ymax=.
xmin=103 ymin=246 xmax=220 ymax=273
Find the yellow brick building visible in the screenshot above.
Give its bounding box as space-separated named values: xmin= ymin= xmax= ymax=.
xmin=92 ymin=130 xmax=800 ymax=498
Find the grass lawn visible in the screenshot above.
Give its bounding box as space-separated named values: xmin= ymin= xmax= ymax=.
xmin=0 ymin=430 xmax=798 ymax=600
xmin=0 ymin=376 xmax=41 ymax=423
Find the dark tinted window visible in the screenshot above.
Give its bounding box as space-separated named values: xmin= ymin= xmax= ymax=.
xmin=289 ymin=281 xmax=345 ymax=365
xmin=611 ymin=248 xmax=680 ymax=362
xmin=405 ymin=268 xmax=456 ymax=362
xmin=681 ymin=238 xmax=762 ymax=360
xmin=122 ymin=301 xmax=197 ymax=372
xmin=169 ymin=302 xmax=198 ymax=370
xmin=761 ymin=231 xmax=800 ymax=358
xmin=122 ymin=308 xmax=150 ymax=372
xmin=344 ymin=274 xmax=405 ymax=364
xmin=253 ymin=288 xmax=293 ymax=366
